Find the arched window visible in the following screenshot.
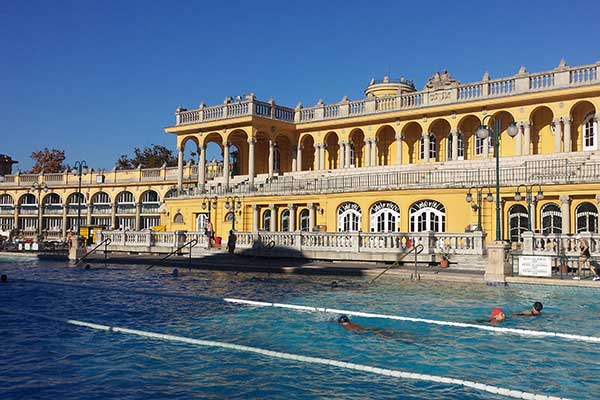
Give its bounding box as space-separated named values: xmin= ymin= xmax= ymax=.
xmin=475 ymin=136 xmax=485 ymax=156
xmin=43 ymin=193 xmax=62 ymax=206
xmin=369 ymin=201 xmax=400 ymax=233
xmin=19 ymin=193 xmax=37 ymax=206
xmin=262 ymin=209 xmax=271 ymax=230
xmin=116 ymin=191 xmax=135 ymax=214
xmin=420 ymin=133 xmax=436 ymax=160
xmin=91 ymin=192 xmax=111 ymax=204
xmin=457 ymin=132 xmax=464 ymax=159
xmin=300 ymin=209 xmax=309 ymax=231
xmin=541 ymin=203 xmax=562 ymax=235
xmin=509 ymin=204 xmax=529 ymax=242
xmin=0 ymin=194 xmax=14 ymax=205
xmin=337 ymin=202 xmax=361 ymax=232
xmin=576 ymin=202 xmax=598 ymax=233
xmin=583 ymin=112 xmax=598 ymax=151
xmin=409 ymin=200 xmax=445 ymax=232
xmin=280 ymin=209 xmax=289 ymax=232
xmin=173 ymin=213 xmax=184 ymax=224
xmin=67 ymin=192 xmax=86 ymax=206
xmin=141 ymin=190 xmax=159 ymax=203
xmin=165 ymin=188 xmax=178 ymax=199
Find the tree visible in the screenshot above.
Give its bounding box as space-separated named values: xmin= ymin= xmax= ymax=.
xmin=29 ymin=148 xmax=67 ymax=174
xmin=116 ymin=144 xmax=177 ymax=169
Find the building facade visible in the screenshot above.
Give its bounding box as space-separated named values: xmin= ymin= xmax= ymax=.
xmin=1 ymin=59 xmax=599 ymax=247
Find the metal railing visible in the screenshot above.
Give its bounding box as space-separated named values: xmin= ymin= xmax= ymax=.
xmin=146 ymin=238 xmax=199 ymax=271
xmin=75 ymin=238 xmax=112 ymax=265
xmin=370 ymin=243 xmax=424 ymax=283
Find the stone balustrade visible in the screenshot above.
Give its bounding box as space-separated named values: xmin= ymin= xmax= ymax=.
xmin=174 ymin=62 xmax=599 ymax=126
xmin=521 ymin=231 xmax=600 ymax=256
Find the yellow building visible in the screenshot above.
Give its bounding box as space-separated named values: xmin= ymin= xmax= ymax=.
xmin=1 ymin=59 xmax=599 ymax=257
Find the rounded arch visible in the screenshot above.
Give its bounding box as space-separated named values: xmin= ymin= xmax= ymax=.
xmin=541 ymin=202 xmax=561 ymax=235
xmin=19 ymin=193 xmax=37 ymax=205
xmin=427 ymin=119 xmax=451 ymax=162
xmin=280 ymin=209 xmax=290 ymax=231
xmin=91 ymin=191 xmax=111 ymax=204
xmin=164 ymin=188 xmax=178 ymax=199
xmin=274 ymin=134 xmax=293 ymax=173
xmin=375 ymin=125 xmax=396 ymax=166
xmin=116 ymin=191 xmax=135 ymax=204
xmin=369 ymin=200 xmax=400 ymax=232
xmin=261 ymin=208 xmax=271 ymax=230
xmin=402 ymin=121 xmax=423 ymax=164
xmin=576 ymin=202 xmax=598 ymax=233
xmin=528 ymin=106 xmax=554 ymax=155
xmin=227 ymin=129 xmax=249 ymax=176
xmin=173 ymin=212 xmax=184 ymax=224
xmin=409 ymin=199 xmax=446 ymax=232
xmin=508 ymin=204 xmax=528 ymax=242
xmin=348 ymin=128 xmax=365 ymax=167
xmin=66 ymin=192 xmax=86 ymax=205
xmin=299 ymin=208 xmax=310 ymax=231
xmin=254 ymin=131 xmax=271 ymax=175
xmin=179 ymin=135 xmax=200 ymax=167
xmin=179 ymin=135 xmax=199 ymax=151
xmin=300 ymin=134 xmax=315 ymax=171
xmin=324 ymin=131 xmax=340 ymax=170
xmin=571 ymin=101 xmax=597 ymax=152
xmin=0 ymin=194 xmax=14 ymax=205
xmin=489 ymin=110 xmax=517 ymax=158
xmin=140 ymin=190 xmax=160 ymax=203
xmin=337 ymin=202 xmax=361 ymax=232
xmin=458 ymin=114 xmax=481 ymax=160
xmin=43 ymin=193 xmax=62 ymax=205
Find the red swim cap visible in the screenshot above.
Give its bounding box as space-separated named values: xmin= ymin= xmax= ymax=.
xmin=491 ymin=308 xmax=504 ymax=317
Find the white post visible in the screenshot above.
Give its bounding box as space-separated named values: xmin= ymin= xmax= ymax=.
xmin=554 ymin=118 xmax=563 ymax=153
xmin=296 ymin=144 xmax=303 ymax=172
xmin=563 ymin=118 xmax=572 ymax=152
xmin=252 ymin=205 xmax=259 ymax=232
xmin=177 ymin=147 xmax=184 ymax=191
xmin=423 ymin=133 xmax=430 ymax=162
xmin=308 ymin=202 xmax=316 ymax=231
xmin=223 ymin=141 xmax=230 ymax=190
xmin=288 ymin=204 xmax=295 ymax=232
xmin=395 ymin=134 xmax=403 ymax=165
xmin=345 ymin=140 xmax=352 ymax=168
xmin=319 ymin=144 xmax=326 ymax=170
xmin=248 ymin=138 xmax=255 ymax=188
xmin=339 ymin=141 xmax=346 ymax=169
xmin=370 ymin=137 xmax=377 ymax=166
xmin=198 ymin=144 xmax=206 ymax=192
xmin=268 ymin=140 xmax=274 ymax=178
xmin=451 ymin=130 xmax=458 ymax=161
xmin=291 ymin=145 xmax=298 ymax=172
xmin=313 ymin=144 xmax=320 ymax=171
xmin=560 ymin=195 xmax=570 ymax=235
xmin=365 ymin=140 xmax=371 ymax=167
xmin=524 ymin=121 xmax=531 ymax=156
xmin=269 ymin=204 xmax=276 ymax=232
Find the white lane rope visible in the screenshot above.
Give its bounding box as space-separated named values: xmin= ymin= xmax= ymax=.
xmin=224 ymin=298 xmax=600 ymax=344
xmin=1 ymin=309 xmax=571 ymax=400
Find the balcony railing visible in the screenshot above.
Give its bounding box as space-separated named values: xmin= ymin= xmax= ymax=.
xmin=174 ymin=62 xmax=599 ymax=126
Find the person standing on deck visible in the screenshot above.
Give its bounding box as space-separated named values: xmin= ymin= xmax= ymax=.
xmin=206 ymin=221 xmax=214 ymax=249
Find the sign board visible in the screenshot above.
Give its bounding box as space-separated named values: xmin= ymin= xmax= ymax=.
xmin=518 ymin=256 xmax=552 ymax=277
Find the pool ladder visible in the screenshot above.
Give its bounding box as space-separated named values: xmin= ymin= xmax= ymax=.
xmin=74 ymin=238 xmax=112 ymax=266
xmin=146 ymin=238 xmax=199 ymax=271
xmin=370 ymin=244 xmax=424 ymax=284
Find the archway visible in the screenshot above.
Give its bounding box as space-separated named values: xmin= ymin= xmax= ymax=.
xmin=529 ymin=107 xmax=554 ymax=155
xmin=369 ymin=200 xmax=400 ymax=232
xmin=300 ymin=134 xmax=315 ymax=171
xmin=576 ymin=202 xmax=598 ymax=233
xmin=409 ymin=200 xmax=446 ymax=232
xmin=275 ymin=134 xmax=293 ymax=174
xmin=403 ymin=122 xmax=422 ymax=164
xmin=508 ymin=204 xmax=528 ymax=242
xmin=570 ymin=101 xmax=597 ymax=152
xmin=376 ymin=125 xmax=395 ymax=166
xmin=349 ymin=129 xmax=365 ymax=167
xmin=228 ymin=129 xmax=249 ymax=176
xmin=457 ymin=115 xmax=480 ymax=160
xmin=427 ymin=119 xmax=451 ymax=162
xmin=324 ymin=131 xmax=339 ymax=170
xmin=337 ymin=202 xmax=361 ymax=232
xmin=541 ymin=203 xmax=561 ymax=235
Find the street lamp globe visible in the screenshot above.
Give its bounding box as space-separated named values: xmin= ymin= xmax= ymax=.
xmin=476 ymin=125 xmax=490 ymax=139
xmin=507 ymin=122 xmax=519 ymax=137
xmin=514 ymin=191 xmax=522 ymax=201
xmin=486 ymin=192 xmax=494 ymax=202
xmin=224 ymin=201 xmax=230 ymax=209
xmin=536 ymin=190 xmax=544 ymax=201
xmin=465 ymin=193 xmax=472 ymax=203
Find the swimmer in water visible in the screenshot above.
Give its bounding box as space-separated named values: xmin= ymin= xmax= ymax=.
xmin=488 ymin=307 xmax=506 ymax=325
xmin=1 ymin=274 xmax=7 ymax=283
xmin=337 ymin=315 xmax=415 ymax=342
xmin=517 ymin=301 xmax=543 ymax=316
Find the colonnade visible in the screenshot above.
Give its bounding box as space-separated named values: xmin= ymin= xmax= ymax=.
xmin=251 ymin=203 xmax=317 ymax=232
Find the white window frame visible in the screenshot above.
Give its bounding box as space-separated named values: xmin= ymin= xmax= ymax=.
xmin=369 ymin=201 xmax=400 ymax=233
xmin=583 ymin=113 xmax=598 ymax=151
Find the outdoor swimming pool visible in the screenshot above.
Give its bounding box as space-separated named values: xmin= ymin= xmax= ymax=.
xmin=1 ymin=256 xmax=598 ymax=400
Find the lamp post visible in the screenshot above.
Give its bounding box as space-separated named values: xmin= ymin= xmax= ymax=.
xmin=201 ymin=196 xmax=217 ymax=226
xmin=31 ymin=182 xmax=48 ymax=240
xmin=72 ymin=160 xmax=88 ymax=236
xmin=224 ymin=196 xmax=241 ymax=230
xmin=514 ymin=184 xmax=544 ymax=231
xmin=465 ymin=187 xmax=493 ymax=231
xmin=476 ymin=116 xmax=519 ymax=241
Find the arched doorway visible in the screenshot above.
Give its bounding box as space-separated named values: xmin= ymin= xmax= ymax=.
xmin=409 ymin=200 xmax=446 ymax=232
xmin=509 ymin=204 xmax=529 ymax=242
xmin=369 ymin=201 xmax=400 ymax=232
xmin=576 ymin=202 xmax=598 ymax=233
xmin=337 ymin=202 xmax=361 ymax=232
xmin=541 ymin=203 xmax=561 ymax=235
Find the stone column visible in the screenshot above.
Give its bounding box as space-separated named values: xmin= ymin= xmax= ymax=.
xmin=531 ymin=200 xmax=538 ymax=232
xmin=395 ymin=135 xmax=403 ymax=165
xmin=554 ymin=118 xmax=563 ymax=153
xmin=252 ymin=205 xmax=259 ymax=232
xmin=223 ymin=141 xmax=230 ymax=190
xmin=319 ymin=144 xmax=326 ymax=170
xmin=296 ymin=144 xmax=303 ymax=172
xmin=516 ymin=123 xmax=523 ymax=156
xmin=523 ymin=121 xmax=531 ymax=156
xmin=61 ymin=206 xmax=67 ymax=239
xmin=370 ymin=137 xmax=378 ymax=166
xmin=198 ymin=144 xmax=206 ymax=192
xmin=563 ymin=118 xmax=572 ymax=152
xmin=345 ymin=140 xmax=352 ymax=168
xmin=451 ymin=130 xmax=458 ymax=161
xmin=339 ymin=141 xmax=346 ymax=169
xmin=308 ymin=203 xmax=316 ymax=231
xmin=596 ymin=195 xmax=600 ymax=233
xmin=268 ymin=140 xmax=274 ymax=178
xmin=365 ymin=140 xmax=371 ymax=167
xmin=86 ymin=208 xmax=92 ymax=229
xmin=291 ymin=145 xmax=298 ymax=172
xmin=177 ymin=147 xmax=184 ymax=191
xmin=484 ymin=241 xmax=511 ymax=284
xmin=423 ymin=133 xmax=430 ymax=162
xmin=483 ymin=137 xmax=490 ymax=158
xmin=248 ymin=138 xmax=256 ymax=188
xmin=560 ymin=195 xmax=571 ymax=235
xmin=269 ymin=204 xmax=276 ymax=232
xmin=135 ymin=203 xmax=141 ymax=231
xmin=288 ymin=204 xmax=296 ymax=232
xmin=110 ymin=202 xmax=117 ymax=230
xmin=313 ymin=144 xmax=320 ymax=171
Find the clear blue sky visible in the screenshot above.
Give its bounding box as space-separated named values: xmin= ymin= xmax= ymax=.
xmin=1 ymin=0 xmax=599 ymax=172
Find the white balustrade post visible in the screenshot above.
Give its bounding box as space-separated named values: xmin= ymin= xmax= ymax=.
xmin=473 ymin=231 xmax=485 ymax=255
xmin=223 ymin=141 xmax=230 ymax=190
xmin=563 ymin=118 xmax=572 ymax=152
xmin=554 ymin=118 xmax=563 ymax=153
xmin=370 ymin=137 xmax=377 ymax=166
xmin=252 ymin=205 xmax=259 ymax=233
xmin=248 ymin=138 xmax=255 ymax=188
xmin=352 ymin=232 xmax=360 ymax=252
xmin=560 ymin=195 xmax=571 ymax=235
xmin=177 ymin=147 xmax=184 ymax=191
xmin=522 ymin=231 xmax=534 ymax=253
xmin=451 ymin=130 xmax=458 ymax=161
xmin=596 ymin=195 xmax=600 ymax=234
xmin=145 ymin=231 xmax=152 ymax=247
xmin=296 ymin=144 xmax=303 ymax=172
xmin=524 ymin=121 xmax=531 ymax=156
xmin=288 ymin=204 xmax=295 ymax=232
xmin=269 ymin=204 xmax=276 ymax=232
xmin=268 ymin=140 xmax=274 ymax=178
xmin=198 ymin=144 xmax=206 ymax=192
xmin=395 ymin=134 xmax=403 ymax=165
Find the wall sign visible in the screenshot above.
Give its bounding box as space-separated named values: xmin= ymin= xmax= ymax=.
xmin=518 ymin=256 xmax=552 ymax=277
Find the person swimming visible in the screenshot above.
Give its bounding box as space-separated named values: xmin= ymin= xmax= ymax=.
xmin=1 ymin=274 xmax=7 ymax=283
xmin=517 ymin=301 xmax=543 ymax=316
xmin=337 ymin=314 xmax=416 ymax=343
xmin=488 ymin=307 xmax=506 ymax=325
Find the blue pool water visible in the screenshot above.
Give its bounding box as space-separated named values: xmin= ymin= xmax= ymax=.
xmin=1 ymin=256 xmax=599 ymax=399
